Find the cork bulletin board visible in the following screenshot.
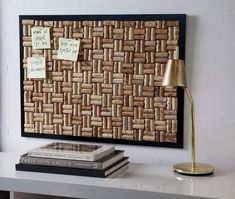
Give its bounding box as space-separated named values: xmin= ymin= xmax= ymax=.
xmin=20 ymin=14 xmax=186 ymax=148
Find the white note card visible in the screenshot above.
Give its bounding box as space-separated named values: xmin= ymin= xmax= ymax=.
xmin=27 ymin=57 xmax=46 ymax=79
xmin=57 ymin=38 xmax=80 ymax=61
xmin=31 ymin=27 xmax=51 ymax=49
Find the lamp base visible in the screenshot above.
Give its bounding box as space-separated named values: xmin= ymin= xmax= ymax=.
xmin=173 ymin=162 xmax=215 ymax=176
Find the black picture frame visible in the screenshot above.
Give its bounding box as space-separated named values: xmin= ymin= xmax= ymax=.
xmin=20 ymin=14 xmax=186 ymax=148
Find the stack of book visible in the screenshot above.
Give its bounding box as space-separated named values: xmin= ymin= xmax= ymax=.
xmin=15 ymin=142 xmax=129 ymax=178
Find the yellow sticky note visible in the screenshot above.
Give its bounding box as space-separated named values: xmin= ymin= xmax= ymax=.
xmin=31 ymin=27 xmax=51 ymax=49
xmin=27 ymin=57 xmax=46 ymax=79
xmin=57 ymin=38 xmax=80 ymax=61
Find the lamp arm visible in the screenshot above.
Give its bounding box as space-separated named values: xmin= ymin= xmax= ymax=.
xmin=185 ymin=87 xmax=196 ymax=169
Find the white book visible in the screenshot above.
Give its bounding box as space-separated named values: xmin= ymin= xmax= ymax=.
xmin=27 ymin=142 xmax=115 ymax=161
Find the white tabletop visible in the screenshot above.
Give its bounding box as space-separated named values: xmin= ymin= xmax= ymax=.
xmin=0 ymin=152 xmax=234 ymax=199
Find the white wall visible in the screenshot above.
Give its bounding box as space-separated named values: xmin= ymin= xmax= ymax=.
xmin=1 ymin=0 xmax=235 ymax=171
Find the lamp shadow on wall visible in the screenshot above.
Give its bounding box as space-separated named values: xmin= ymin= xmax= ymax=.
xmin=183 ymin=15 xmax=197 ymax=151
xmin=0 ymin=0 xmax=3 ymax=152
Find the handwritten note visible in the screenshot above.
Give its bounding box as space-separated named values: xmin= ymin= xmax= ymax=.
xmin=57 ymin=38 xmax=80 ymax=61
xmin=31 ymin=27 xmax=51 ymax=49
xmin=27 ymin=57 xmax=46 ymax=79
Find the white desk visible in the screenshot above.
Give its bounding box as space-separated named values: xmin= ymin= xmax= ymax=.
xmin=0 ymin=152 xmax=234 ymax=199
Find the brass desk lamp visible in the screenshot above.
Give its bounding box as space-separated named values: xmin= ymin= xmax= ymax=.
xmin=162 ymin=59 xmax=215 ymax=176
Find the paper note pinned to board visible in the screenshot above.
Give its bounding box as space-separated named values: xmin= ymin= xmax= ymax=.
xmin=57 ymin=38 xmax=80 ymax=61
xmin=27 ymin=57 xmax=46 ymax=79
xmin=31 ymin=27 xmax=51 ymax=49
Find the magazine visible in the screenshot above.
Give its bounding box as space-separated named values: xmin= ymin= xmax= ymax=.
xmin=27 ymin=142 xmax=115 ymax=161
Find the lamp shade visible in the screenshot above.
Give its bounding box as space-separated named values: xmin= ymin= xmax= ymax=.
xmin=162 ymin=59 xmax=187 ymax=88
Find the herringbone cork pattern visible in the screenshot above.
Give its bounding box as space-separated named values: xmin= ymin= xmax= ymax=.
xmin=22 ymin=19 xmax=179 ymax=143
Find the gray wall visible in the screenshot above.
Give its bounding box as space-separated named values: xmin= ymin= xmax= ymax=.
xmin=0 ymin=0 xmax=235 ymax=171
